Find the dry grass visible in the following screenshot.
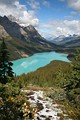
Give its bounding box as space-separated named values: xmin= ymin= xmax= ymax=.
xmin=23 ymin=85 xmax=50 ymax=91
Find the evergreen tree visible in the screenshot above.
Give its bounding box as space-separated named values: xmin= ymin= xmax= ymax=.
xmin=64 ymin=49 xmax=80 ymax=101
xmin=0 ymin=40 xmax=14 ymax=84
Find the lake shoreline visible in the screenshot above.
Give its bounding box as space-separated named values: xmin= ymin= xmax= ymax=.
xmin=12 ymin=51 xmax=70 ymax=76
xmin=12 ymin=50 xmax=71 ymax=61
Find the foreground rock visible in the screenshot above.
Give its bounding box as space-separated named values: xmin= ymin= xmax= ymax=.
xmin=21 ymin=89 xmax=72 ymax=120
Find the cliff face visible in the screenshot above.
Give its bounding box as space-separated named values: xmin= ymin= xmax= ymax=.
xmin=0 ymin=16 xmax=25 ymax=39
xmin=0 ymin=16 xmax=42 ymax=41
xmin=0 ymin=25 xmax=9 ymax=39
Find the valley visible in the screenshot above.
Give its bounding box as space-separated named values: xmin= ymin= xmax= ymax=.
xmin=0 ymin=14 xmax=80 ymax=120
xmin=0 ymin=16 xmax=78 ymax=61
xmin=0 ymin=16 xmax=59 ymax=60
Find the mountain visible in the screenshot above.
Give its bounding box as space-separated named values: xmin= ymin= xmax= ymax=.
xmin=8 ymin=15 xmax=20 ymax=24
xmin=62 ymin=36 xmax=80 ymax=48
xmin=53 ymin=35 xmax=80 ymax=48
xmin=51 ymin=34 xmax=79 ymax=43
xmin=51 ymin=34 xmax=80 ymax=48
xmin=52 ymin=35 xmax=66 ymax=42
xmin=48 ymin=34 xmax=80 ymax=61
xmin=0 ymin=16 xmax=59 ymax=60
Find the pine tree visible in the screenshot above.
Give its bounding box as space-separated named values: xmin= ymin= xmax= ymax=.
xmin=64 ymin=49 xmax=80 ymax=101
xmin=0 ymin=40 xmax=14 ymax=84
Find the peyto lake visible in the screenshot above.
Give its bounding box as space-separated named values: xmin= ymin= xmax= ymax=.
xmin=12 ymin=51 xmax=70 ymax=75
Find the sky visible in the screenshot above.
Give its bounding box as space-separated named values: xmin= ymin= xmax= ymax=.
xmin=0 ymin=0 xmax=80 ymax=38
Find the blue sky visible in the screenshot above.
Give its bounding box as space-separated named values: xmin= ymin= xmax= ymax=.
xmin=0 ymin=0 xmax=80 ymax=38
xmin=27 ymin=0 xmax=79 ymax=19
xmin=19 ymin=0 xmax=80 ymax=37
xmin=20 ymin=0 xmax=80 ymax=21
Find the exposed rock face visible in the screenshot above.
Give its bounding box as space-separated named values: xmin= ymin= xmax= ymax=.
xmin=0 ymin=25 xmax=9 ymax=39
xmin=21 ymin=89 xmax=72 ymax=120
xmin=24 ymin=25 xmax=41 ymax=38
xmin=0 ymin=16 xmax=42 ymax=41
xmin=0 ymin=16 xmax=24 ymax=39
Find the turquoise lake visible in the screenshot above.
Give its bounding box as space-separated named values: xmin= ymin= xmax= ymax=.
xmin=12 ymin=51 xmax=70 ymax=75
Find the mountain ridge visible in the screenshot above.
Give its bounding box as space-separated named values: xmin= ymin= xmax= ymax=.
xmin=0 ymin=16 xmax=59 ymax=60
xmin=50 ymin=34 xmax=79 ymax=42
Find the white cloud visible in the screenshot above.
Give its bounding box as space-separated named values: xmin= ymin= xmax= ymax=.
xmin=0 ymin=0 xmax=80 ymax=39
xmin=27 ymin=0 xmax=40 ymax=9
xmin=61 ymin=0 xmax=80 ymax=15
xmin=14 ymin=1 xmax=26 ymax=11
xmin=60 ymin=0 xmax=80 ymax=14
xmin=67 ymin=0 xmax=80 ymax=12
xmin=42 ymin=1 xmax=50 ymax=7
xmin=0 ymin=0 xmax=39 ymax=26
xmin=19 ymin=10 xmax=39 ymax=26
xmin=38 ymin=20 xmax=80 ymax=38
xmin=27 ymin=0 xmax=50 ymax=9
xmin=0 ymin=0 xmax=16 ymax=5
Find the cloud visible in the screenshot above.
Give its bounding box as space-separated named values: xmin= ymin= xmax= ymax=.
xmin=71 ymin=11 xmax=77 ymax=15
xmin=64 ymin=15 xmax=73 ymax=19
xmin=0 ymin=0 xmax=79 ymax=39
xmin=27 ymin=0 xmax=40 ymax=9
xmin=42 ymin=1 xmax=50 ymax=7
xmin=38 ymin=20 xmax=80 ymax=38
xmin=0 ymin=0 xmax=39 ymax=26
xmin=0 ymin=0 xmax=16 ymax=5
xmin=27 ymin=0 xmax=50 ymax=9
xmin=60 ymin=0 xmax=80 ymax=14
xmin=19 ymin=10 xmax=39 ymax=26
xmin=67 ymin=0 xmax=80 ymax=12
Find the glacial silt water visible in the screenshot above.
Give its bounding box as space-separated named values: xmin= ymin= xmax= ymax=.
xmin=12 ymin=52 xmax=69 ymax=75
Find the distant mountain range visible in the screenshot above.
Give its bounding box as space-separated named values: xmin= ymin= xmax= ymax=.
xmin=49 ymin=34 xmax=78 ymax=42
xmin=60 ymin=36 xmax=80 ymax=48
xmin=0 ymin=16 xmax=59 ymax=60
xmin=50 ymin=34 xmax=80 ymax=48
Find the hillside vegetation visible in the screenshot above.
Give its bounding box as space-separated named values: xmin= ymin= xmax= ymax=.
xmin=0 ymin=37 xmax=55 ymax=60
xmin=15 ymin=60 xmax=71 ymax=87
xmin=0 ymin=40 xmax=80 ymax=119
xmin=0 ymin=58 xmax=80 ymax=119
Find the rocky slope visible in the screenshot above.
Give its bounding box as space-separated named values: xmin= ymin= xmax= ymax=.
xmin=0 ymin=16 xmax=59 ymax=60
xmin=21 ymin=89 xmax=72 ymax=120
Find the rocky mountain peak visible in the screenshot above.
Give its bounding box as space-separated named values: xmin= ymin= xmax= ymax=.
xmin=0 ymin=16 xmax=41 ymax=40
xmin=8 ymin=15 xmax=20 ymax=24
xmin=26 ymin=25 xmax=36 ymax=31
